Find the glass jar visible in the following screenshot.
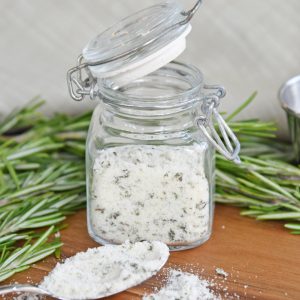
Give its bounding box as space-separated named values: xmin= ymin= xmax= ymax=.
xmin=87 ymin=62 xmax=214 ymax=250
xmin=67 ymin=1 xmax=240 ymax=251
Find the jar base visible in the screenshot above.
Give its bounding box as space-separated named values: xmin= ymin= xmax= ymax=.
xmin=88 ymin=227 xmax=212 ymax=252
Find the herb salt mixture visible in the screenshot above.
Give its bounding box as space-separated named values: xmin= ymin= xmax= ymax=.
xmin=91 ymin=144 xmax=210 ymax=245
xmin=143 ymin=269 xmax=220 ymax=300
xmin=40 ymin=241 xmax=169 ymax=300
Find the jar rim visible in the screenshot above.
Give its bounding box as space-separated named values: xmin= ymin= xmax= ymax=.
xmin=98 ymin=61 xmax=204 ymax=108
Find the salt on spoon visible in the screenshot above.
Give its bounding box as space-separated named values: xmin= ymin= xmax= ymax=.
xmin=0 ymin=241 xmax=169 ymax=300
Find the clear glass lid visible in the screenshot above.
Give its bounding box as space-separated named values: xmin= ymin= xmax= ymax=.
xmin=67 ymin=1 xmax=202 ymax=101
xmin=82 ymin=1 xmax=199 ymax=86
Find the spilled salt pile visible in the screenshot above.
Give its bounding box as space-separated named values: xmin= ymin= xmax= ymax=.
xmin=143 ymin=269 xmax=220 ymax=300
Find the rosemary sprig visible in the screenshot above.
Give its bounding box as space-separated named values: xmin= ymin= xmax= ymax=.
xmin=0 ymin=94 xmax=299 ymax=283
xmin=0 ymin=226 xmax=62 ymax=282
xmin=0 ymin=98 xmax=45 ymax=135
xmin=216 ymin=93 xmax=300 ymax=233
xmin=0 ymin=99 xmax=89 ymax=282
xmin=226 ymin=91 xmax=258 ymax=122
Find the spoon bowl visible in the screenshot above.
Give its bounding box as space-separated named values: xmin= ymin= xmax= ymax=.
xmin=0 ymin=241 xmax=169 ymax=299
xmin=0 ymin=284 xmax=63 ymax=299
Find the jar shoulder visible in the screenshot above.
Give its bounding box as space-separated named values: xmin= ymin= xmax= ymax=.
xmin=87 ymin=104 xmax=208 ymax=149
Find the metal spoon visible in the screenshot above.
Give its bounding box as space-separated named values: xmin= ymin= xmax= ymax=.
xmin=279 ymin=75 xmax=300 ymax=163
xmin=0 ymin=283 xmax=117 ymax=299
xmin=0 ymin=284 xmax=56 ymax=299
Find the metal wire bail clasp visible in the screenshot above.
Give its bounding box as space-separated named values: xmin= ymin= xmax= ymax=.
xmin=67 ymin=55 xmax=98 ymax=101
xmin=196 ymin=85 xmax=241 ymax=163
xmin=181 ymin=0 xmax=203 ymax=23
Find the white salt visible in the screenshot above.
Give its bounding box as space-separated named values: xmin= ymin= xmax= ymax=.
xmin=91 ymin=144 xmax=210 ymax=246
xmin=215 ymin=268 xmax=228 ymax=278
xmin=143 ymin=269 xmax=220 ymax=300
xmin=40 ymin=241 xmax=169 ymax=300
xmin=14 ymin=294 xmax=41 ymax=300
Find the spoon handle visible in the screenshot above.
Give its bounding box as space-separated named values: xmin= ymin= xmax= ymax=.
xmin=0 ymin=284 xmax=47 ymax=295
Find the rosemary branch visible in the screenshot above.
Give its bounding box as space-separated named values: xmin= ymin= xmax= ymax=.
xmin=0 ymin=226 xmax=62 ymax=282
xmin=0 ymin=99 xmax=89 ymax=282
xmin=0 ymin=94 xmax=299 ymax=283
xmin=216 ymin=93 xmax=300 ymax=234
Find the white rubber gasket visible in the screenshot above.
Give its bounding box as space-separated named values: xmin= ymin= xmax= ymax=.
xmin=89 ymin=25 xmax=192 ymax=87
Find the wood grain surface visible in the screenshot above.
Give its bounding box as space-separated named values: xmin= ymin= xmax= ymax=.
xmin=3 ymin=205 xmax=300 ymax=300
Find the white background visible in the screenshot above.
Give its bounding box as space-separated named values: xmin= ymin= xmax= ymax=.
xmin=0 ymin=0 xmax=300 ymax=136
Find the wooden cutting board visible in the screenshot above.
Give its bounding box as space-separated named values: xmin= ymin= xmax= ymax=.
xmin=3 ymin=205 xmax=300 ymax=300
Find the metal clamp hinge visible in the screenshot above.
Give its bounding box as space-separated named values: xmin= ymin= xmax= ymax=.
xmin=181 ymin=0 xmax=203 ymax=23
xmin=67 ymin=55 xmax=98 ymax=101
xmin=196 ymin=85 xmax=241 ymax=163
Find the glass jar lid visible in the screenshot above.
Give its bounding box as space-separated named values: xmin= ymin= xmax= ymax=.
xmin=67 ymin=0 xmax=202 ymax=101
xmin=81 ymin=0 xmax=200 ymax=87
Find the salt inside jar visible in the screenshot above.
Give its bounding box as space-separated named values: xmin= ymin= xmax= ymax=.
xmin=67 ymin=0 xmax=240 ymax=251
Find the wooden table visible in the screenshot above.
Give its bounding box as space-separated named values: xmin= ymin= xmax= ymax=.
xmin=4 ymin=206 xmax=300 ymax=300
